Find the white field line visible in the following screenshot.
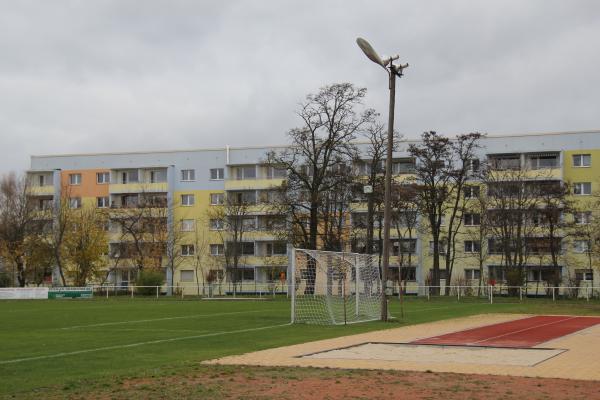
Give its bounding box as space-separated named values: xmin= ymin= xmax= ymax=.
xmin=0 ymin=323 xmax=291 ymax=365
xmin=471 ymin=316 xmax=578 ymax=345
xmin=60 ymin=309 xmax=278 ymax=330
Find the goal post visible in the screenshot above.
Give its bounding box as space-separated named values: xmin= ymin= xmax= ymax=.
xmin=290 ymin=248 xmax=383 ymax=325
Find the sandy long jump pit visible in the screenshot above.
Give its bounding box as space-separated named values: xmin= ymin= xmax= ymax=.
xmin=206 ymin=314 xmax=600 ymax=380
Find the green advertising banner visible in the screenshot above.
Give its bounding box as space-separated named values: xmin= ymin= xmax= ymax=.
xmin=48 ymin=287 xmax=93 ymax=299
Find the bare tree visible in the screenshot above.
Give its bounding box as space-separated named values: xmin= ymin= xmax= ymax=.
xmin=0 ymin=173 xmax=36 ymax=287
xmin=267 ymin=83 xmax=375 ymax=250
xmin=208 ymin=193 xmax=253 ymax=296
xmin=408 ymin=131 xmax=481 ymax=294
xmin=481 ymin=164 xmax=549 ymax=293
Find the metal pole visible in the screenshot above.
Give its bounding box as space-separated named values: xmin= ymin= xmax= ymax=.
xmin=290 ymin=247 xmax=296 ymax=324
xmin=380 ymin=71 xmax=396 ymax=322
xmin=355 ymin=255 xmax=359 ymax=317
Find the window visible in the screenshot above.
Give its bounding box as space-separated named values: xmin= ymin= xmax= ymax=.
xmin=39 ymin=198 xmax=53 ymax=211
xmin=573 ymin=182 xmax=592 ymax=195
xmin=465 ymin=158 xmax=480 ymax=173
xmin=181 ymin=169 xmax=195 ymax=181
xmin=392 ymin=159 xmax=416 ymax=174
xmin=464 ymin=269 xmax=481 ymax=280
xmin=181 ymin=244 xmax=195 ymax=256
xmin=235 ymin=166 xmax=256 ymax=180
xmin=575 ymin=269 xmax=593 ymax=281
xmin=181 ymin=194 xmax=195 ymax=206
xmin=150 ymin=170 xmax=166 ymax=183
xmin=96 ymin=172 xmax=110 ymax=184
xmin=210 ymin=193 xmax=224 ymax=205
xmin=574 ymin=211 xmax=592 ymax=225
xmin=489 ymin=155 xmax=520 ymax=170
xmin=242 ymin=217 xmax=257 ymax=231
xmin=180 ymin=219 xmax=195 ymax=232
xmin=573 ymin=154 xmax=591 ymax=167
xmin=267 ymin=166 xmax=286 ymax=179
xmin=464 ymin=213 xmax=481 ymax=226
xmin=38 ymin=175 xmax=50 ymax=186
xmin=97 ymin=197 xmax=109 ymax=208
xmin=69 ymin=173 xmax=81 ymax=185
xmin=210 ymin=244 xmax=224 ymax=256
xmin=528 ymin=153 xmax=559 ymax=169
xmin=240 ymin=242 xmax=255 ymax=255
xmin=69 ymin=197 xmax=82 ymax=209
xmin=266 ymin=242 xmax=287 ymax=256
xmin=209 ymin=219 xmax=224 ymax=230
xmin=210 ymin=168 xmax=224 ymax=180
xmin=233 ymin=268 xmax=255 ymax=282
xmin=180 ymin=270 xmax=194 ymax=282
xmin=429 ymin=241 xmax=447 ymax=254
xmin=464 ymin=240 xmax=481 ymax=253
xmin=464 ymin=186 xmax=480 ymax=199
xmin=574 ymin=240 xmax=590 ymax=253
xmin=392 ymin=239 xmax=417 ymax=255
xmin=121 ymin=170 xmax=139 ymax=184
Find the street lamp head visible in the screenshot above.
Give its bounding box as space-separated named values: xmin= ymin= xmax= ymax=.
xmin=356 ymin=37 xmax=386 ymax=69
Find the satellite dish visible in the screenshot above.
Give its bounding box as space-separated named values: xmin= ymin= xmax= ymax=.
xmin=356 ymin=37 xmax=386 ymax=69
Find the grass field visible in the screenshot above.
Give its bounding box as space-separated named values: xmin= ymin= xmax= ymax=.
xmin=2 ymin=296 xmax=600 ymax=399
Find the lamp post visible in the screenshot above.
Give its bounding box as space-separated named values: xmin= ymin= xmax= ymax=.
xmin=356 ymin=37 xmax=408 ymax=322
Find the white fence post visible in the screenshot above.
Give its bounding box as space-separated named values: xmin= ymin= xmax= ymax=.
xmin=156 ymin=286 xmax=159 ymax=299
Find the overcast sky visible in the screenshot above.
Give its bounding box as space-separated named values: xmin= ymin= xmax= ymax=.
xmin=1 ymin=0 xmax=599 ymax=173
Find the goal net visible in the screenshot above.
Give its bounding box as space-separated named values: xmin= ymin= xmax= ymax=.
xmin=290 ymin=248 xmax=382 ymax=325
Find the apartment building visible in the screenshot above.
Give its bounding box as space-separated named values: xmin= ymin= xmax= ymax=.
xmin=27 ymin=130 xmax=600 ymax=293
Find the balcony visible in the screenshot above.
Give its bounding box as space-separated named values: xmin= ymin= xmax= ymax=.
xmin=27 ymin=185 xmax=55 ymax=196
xmin=109 ymin=182 xmax=168 ymax=194
xmin=225 ymin=178 xmax=284 ymax=191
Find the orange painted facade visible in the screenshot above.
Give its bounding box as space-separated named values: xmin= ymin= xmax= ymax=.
xmin=60 ymin=169 xmax=110 ymax=199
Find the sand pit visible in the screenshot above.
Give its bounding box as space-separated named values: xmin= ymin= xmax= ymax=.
xmin=304 ymin=342 xmax=565 ymax=366
xmin=206 ymin=313 xmax=600 ymax=380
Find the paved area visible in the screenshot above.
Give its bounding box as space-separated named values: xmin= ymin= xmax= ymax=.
xmin=205 ymin=314 xmax=600 ymax=380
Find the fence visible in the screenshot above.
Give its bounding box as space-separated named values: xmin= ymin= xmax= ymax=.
xmin=400 ymin=284 xmax=600 ymax=303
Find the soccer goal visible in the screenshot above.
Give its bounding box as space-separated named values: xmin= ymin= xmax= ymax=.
xmin=290 ymin=248 xmax=383 ymax=325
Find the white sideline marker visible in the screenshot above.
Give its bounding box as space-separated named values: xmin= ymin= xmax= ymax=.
xmin=60 ymin=309 xmax=277 ymax=330
xmin=0 ymin=323 xmax=290 ymax=365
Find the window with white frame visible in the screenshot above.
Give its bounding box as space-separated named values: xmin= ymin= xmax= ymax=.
xmin=464 ymin=185 xmax=480 ymax=199
xmin=464 ymin=269 xmax=481 ymax=280
xmin=574 ymin=211 xmax=592 ymax=225
xmin=465 ymin=158 xmax=480 ymax=174
xmin=464 ymin=240 xmax=481 ymax=253
xmin=69 ymin=197 xmax=82 ymax=209
xmin=235 ymin=165 xmax=256 ymax=180
xmin=210 ymin=244 xmax=224 ymax=256
xmin=180 ymin=219 xmax=195 ymax=232
xmin=575 ymin=269 xmax=593 ymax=281
xmin=464 ymin=213 xmax=481 ymax=226
xmin=573 ymin=182 xmax=592 ymax=195
xmin=180 ymin=270 xmax=194 ymax=282
xmin=181 ymin=244 xmax=195 ymax=256
xmin=69 ymin=173 xmax=82 ymax=185
xmin=181 ymin=169 xmax=195 ymax=181
xmin=209 ymin=219 xmax=224 ymax=230
xmin=97 ymin=196 xmax=109 ymax=208
xmin=573 ymin=154 xmax=591 ymax=167
xmin=181 ymin=194 xmax=195 ymax=206
xmin=210 ymin=168 xmax=224 ymax=180
xmin=574 ymin=240 xmax=590 ymax=253
xmin=210 ymin=193 xmax=224 ymax=205
xmin=96 ymin=172 xmax=110 ymax=184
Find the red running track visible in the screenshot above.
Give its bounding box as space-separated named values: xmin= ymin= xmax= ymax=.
xmin=411 ymin=316 xmax=600 ymax=348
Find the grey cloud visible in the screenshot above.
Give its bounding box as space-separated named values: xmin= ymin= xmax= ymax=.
xmin=0 ymin=0 xmax=599 ymax=174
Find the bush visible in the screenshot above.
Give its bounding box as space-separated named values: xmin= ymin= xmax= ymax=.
xmin=135 ymin=270 xmax=165 ymax=296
